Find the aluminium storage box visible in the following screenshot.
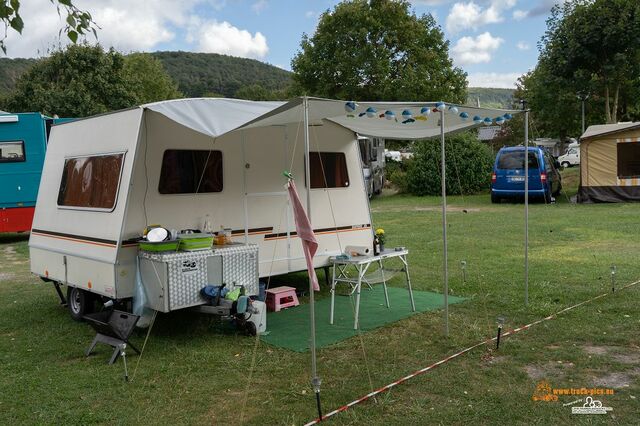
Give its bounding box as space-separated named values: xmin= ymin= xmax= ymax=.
xmin=138 ymin=244 xmax=259 ymax=313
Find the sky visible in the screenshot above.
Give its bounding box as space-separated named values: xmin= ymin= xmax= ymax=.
xmin=2 ymin=0 xmax=565 ymax=88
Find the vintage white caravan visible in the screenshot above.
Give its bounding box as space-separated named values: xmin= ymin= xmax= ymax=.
xmin=29 ymin=97 xmax=515 ymax=319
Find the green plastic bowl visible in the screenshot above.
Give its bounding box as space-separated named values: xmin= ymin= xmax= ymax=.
xmin=139 ymin=239 xmax=179 ymax=252
xmin=178 ymin=233 xmax=214 ymax=251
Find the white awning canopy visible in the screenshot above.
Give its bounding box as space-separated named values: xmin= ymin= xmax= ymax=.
xmin=144 ymin=97 xmax=521 ymax=140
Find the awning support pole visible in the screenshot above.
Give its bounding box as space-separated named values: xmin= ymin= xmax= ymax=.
xmin=440 ymin=108 xmax=449 ymax=336
xmin=303 ymin=96 xmax=322 ymax=403
xmin=524 ymin=108 xmax=529 ymax=307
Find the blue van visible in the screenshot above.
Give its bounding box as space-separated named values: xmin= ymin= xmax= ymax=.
xmin=491 ymin=146 xmax=562 ymax=203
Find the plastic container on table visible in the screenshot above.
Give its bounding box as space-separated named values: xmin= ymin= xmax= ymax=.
xmin=178 ymin=232 xmax=214 ymax=251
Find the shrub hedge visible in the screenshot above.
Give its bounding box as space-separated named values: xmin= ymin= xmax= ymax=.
xmin=406 ymin=131 xmax=493 ymax=196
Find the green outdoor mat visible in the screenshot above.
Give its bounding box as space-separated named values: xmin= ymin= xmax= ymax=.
xmin=260 ymin=286 xmax=465 ymax=352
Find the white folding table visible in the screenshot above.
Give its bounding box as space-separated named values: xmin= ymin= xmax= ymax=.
xmin=329 ymin=248 xmax=416 ymax=330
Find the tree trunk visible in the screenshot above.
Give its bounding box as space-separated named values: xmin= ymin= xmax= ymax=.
xmin=612 ymin=83 xmax=620 ymax=123
xmin=605 ymin=84 xmax=612 ymax=123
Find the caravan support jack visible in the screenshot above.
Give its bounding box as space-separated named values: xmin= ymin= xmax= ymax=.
xmin=53 ymin=281 xmax=67 ymax=306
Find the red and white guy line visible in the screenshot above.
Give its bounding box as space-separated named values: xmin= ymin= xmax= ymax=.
xmin=304 ymin=279 xmax=640 ymax=425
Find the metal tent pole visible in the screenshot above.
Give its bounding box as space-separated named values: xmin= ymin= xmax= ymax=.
xmin=524 ymin=109 xmax=529 ymax=307
xmin=440 ymin=108 xmax=449 ymax=336
xmin=303 ymin=96 xmax=322 ymax=409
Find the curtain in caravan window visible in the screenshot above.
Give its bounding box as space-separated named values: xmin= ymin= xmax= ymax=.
xmin=310 ymin=152 xmax=350 ymax=188
xmin=57 ymin=154 xmax=124 ymax=210
xmin=617 ymin=142 xmax=640 ymax=178
xmin=158 ymin=150 xmax=223 ymax=194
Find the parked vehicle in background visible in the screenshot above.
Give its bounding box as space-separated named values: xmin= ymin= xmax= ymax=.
xmin=384 ymin=148 xmax=401 ymax=162
xmin=558 ymin=145 xmax=580 ymax=167
xmin=0 ymin=112 xmax=72 ymax=233
xmin=359 ymin=135 xmax=385 ymax=197
xmin=491 ymin=146 xmax=562 ymax=203
xmin=533 ymin=137 xmax=563 ymax=158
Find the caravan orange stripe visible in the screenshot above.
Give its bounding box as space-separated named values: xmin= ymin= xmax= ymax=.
xmin=264 ymin=226 xmax=371 ymax=241
xmin=31 ymin=231 xmax=117 ymax=248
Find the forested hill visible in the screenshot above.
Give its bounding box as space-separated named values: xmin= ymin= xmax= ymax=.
xmin=1 ymin=51 xmax=514 ymax=106
xmin=0 ymin=58 xmax=36 ymax=93
xmin=150 ymin=51 xmax=292 ymax=97
xmin=0 ymin=51 xmax=293 ymax=99
xmin=467 ymin=87 xmax=515 ymax=109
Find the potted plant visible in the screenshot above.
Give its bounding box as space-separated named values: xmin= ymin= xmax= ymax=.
xmin=375 ymin=228 xmax=386 ymax=252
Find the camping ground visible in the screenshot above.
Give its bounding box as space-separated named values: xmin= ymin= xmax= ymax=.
xmin=1 ymin=167 xmax=639 ymax=424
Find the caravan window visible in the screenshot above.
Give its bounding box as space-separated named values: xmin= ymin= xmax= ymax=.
xmin=159 ymin=150 xmax=223 ymax=194
xmin=0 ymin=141 xmax=25 ymax=163
xmin=310 ymin=152 xmax=349 ymax=188
xmin=497 ymin=151 xmax=539 ymax=169
xmin=57 ymin=153 xmax=125 ymax=211
xmin=617 ymin=142 xmax=640 ymax=178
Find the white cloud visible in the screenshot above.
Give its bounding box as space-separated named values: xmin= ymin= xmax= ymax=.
xmin=193 ymin=20 xmax=268 ymax=59
xmin=445 ymin=0 xmax=517 ymax=33
xmin=410 ymin=0 xmax=457 ymax=4
xmin=467 ymin=72 xmax=521 ymax=88
xmin=305 ymin=10 xmax=316 ymax=18
xmin=251 ymin=0 xmax=268 ymax=14
xmin=0 ymin=0 xmax=270 ymax=60
xmin=513 ymin=9 xmax=528 ymax=20
xmin=2 ymin=0 xmax=203 ymax=56
xmin=451 ymin=31 xmax=503 ymax=65
xmin=516 ymin=41 xmax=530 ymax=50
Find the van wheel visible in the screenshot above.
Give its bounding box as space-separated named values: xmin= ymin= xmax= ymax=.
xmin=491 ymin=193 xmax=500 ymax=204
xmin=67 ymin=287 xmax=93 ymax=321
xmin=561 ymin=161 xmax=570 ymax=168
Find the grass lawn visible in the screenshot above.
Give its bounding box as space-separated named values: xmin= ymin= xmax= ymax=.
xmin=1 ymin=167 xmax=639 ymax=425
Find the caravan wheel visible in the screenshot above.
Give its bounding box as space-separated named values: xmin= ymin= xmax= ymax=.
xmin=67 ymin=287 xmax=93 ymax=321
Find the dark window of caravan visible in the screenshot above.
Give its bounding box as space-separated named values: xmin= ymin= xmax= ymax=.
xmin=159 ymin=150 xmax=223 ymax=194
xmin=57 ymin=153 xmax=125 ymax=210
xmin=617 ymin=142 xmax=640 ymax=178
xmin=0 ymin=141 xmax=25 ymax=163
xmin=310 ymin=152 xmax=349 ymax=188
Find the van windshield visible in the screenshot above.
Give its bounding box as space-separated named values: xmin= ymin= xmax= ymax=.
xmin=497 ymin=151 xmax=539 ymax=169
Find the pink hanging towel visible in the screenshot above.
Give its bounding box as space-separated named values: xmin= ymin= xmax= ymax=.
xmin=287 ymin=180 xmax=320 ymax=291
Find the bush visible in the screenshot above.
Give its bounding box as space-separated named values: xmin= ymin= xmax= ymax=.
xmin=406 ymin=132 xmax=493 ymax=196
xmin=385 ymin=158 xmax=410 ymax=193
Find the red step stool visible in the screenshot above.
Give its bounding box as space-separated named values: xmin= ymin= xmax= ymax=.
xmin=265 ymin=286 xmax=299 ymax=312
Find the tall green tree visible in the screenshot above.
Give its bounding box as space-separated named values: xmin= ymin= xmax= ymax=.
xmin=529 ymin=0 xmax=640 ymax=130
xmin=0 ymin=0 xmax=98 ymax=54
xmin=291 ymin=0 xmax=466 ymax=102
xmin=2 ymin=44 xmax=180 ymax=116
xmin=124 ymin=53 xmax=182 ymax=104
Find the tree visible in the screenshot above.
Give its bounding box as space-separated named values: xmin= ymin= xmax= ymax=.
xmin=234 ymin=84 xmax=276 ymax=101
xmin=2 ymin=44 xmax=180 ymax=116
xmin=124 ymin=53 xmax=182 ymax=104
xmin=1 ymin=0 xmax=98 ymax=54
xmin=291 ymin=0 xmax=467 ymax=102
xmin=536 ymin=0 xmax=640 ymax=124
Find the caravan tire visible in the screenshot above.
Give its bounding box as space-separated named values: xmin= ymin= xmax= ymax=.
xmin=67 ymin=287 xmax=93 ymax=321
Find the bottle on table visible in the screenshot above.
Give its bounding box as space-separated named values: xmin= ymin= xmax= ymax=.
xmin=373 ymin=234 xmax=380 ymax=256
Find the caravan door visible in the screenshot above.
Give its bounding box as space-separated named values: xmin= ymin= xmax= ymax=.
xmin=242 ymin=126 xmax=294 ymax=277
